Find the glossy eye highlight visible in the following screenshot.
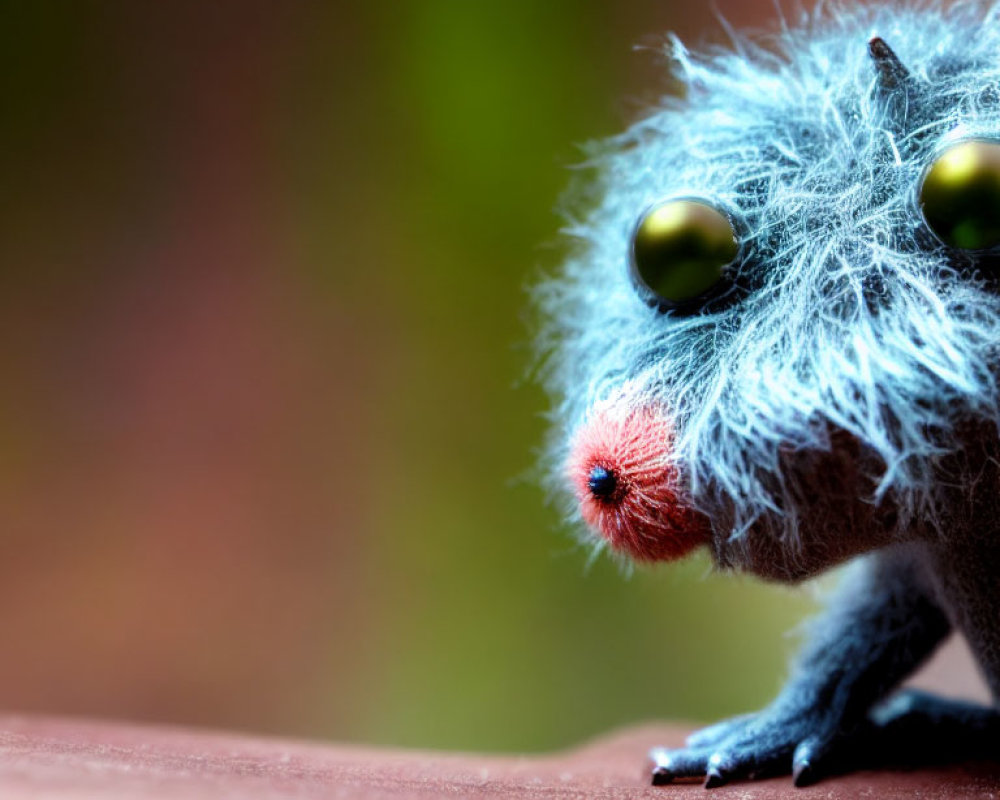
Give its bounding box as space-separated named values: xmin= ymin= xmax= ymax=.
xmin=919 ymin=140 xmax=1000 ymax=250
xmin=630 ymin=199 xmax=739 ymax=311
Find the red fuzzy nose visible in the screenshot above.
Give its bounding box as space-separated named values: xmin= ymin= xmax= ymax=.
xmin=567 ymin=405 xmax=711 ymax=562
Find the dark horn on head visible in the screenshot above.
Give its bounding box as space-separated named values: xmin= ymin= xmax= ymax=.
xmin=868 ymin=36 xmax=918 ymax=135
xmin=869 ymin=36 xmax=910 ymax=91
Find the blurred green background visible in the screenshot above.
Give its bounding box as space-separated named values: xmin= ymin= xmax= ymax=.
xmin=0 ymin=0 xmax=815 ymax=752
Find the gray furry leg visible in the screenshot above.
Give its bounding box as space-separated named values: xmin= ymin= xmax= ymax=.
xmin=785 ymin=689 xmax=1000 ymax=785
xmin=652 ymin=545 xmax=951 ymax=788
xmin=928 ymin=536 xmax=1000 ymax=700
xmin=867 ymin=689 xmax=1000 ymax=764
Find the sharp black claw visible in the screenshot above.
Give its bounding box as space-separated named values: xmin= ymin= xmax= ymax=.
xmin=651 ymin=766 xmax=673 ymax=786
xmin=792 ymin=760 xmax=814 ymax=788
xmin=704 ymin=768 xmax=728 ymax=789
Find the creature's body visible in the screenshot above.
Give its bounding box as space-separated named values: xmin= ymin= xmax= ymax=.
xmin=540 ymin=2 xmax=1000 ymax=787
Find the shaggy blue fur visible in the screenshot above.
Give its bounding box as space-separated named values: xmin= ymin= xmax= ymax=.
xmin=538 ymin=0 xmax=1000 ymax=550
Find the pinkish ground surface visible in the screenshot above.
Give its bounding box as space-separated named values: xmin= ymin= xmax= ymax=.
xmin=0 ymin=715 xmax=997 ymax=799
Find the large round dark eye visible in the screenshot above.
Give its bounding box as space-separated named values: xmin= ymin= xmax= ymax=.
xmin=920 ymin=140 xmax=1000 ymax=250
xmin=630 ymin=199 xmax=740 ymax=312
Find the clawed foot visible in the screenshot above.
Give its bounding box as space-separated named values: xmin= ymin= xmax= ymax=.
xmin=650 ymin=704 xmax=850 ymax=788
xmin=650 ymin=690 xmax=1000 ymax=788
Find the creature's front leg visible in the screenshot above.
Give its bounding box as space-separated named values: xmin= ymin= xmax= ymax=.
xmin=653 ymin=544 xmax=951 ymax=787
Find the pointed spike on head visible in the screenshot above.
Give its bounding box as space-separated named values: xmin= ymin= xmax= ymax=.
xmin=868 ymin=36 xmax=910 ymax=91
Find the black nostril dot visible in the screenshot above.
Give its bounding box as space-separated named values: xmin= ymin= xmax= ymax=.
xmin=588 ymin=466 xmax=618 ymax=500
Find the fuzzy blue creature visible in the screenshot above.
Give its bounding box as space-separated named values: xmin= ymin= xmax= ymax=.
xmin=539 ymin=0 xmax=1000 ymax=787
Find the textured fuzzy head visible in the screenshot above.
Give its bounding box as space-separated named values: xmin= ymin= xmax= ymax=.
xmin=538 ymin=2 xmax=1000 ymax=577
